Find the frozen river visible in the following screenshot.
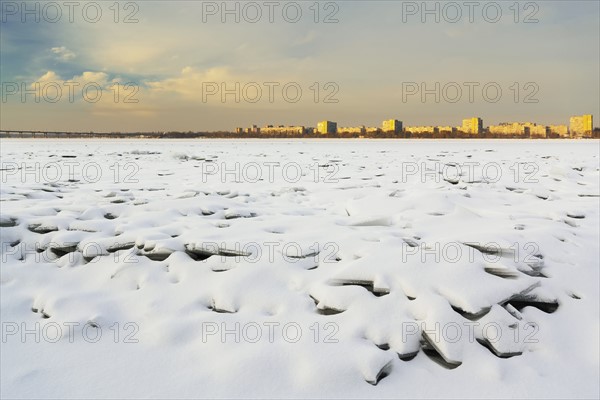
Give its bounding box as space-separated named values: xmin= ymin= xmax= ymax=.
xmin=1 ymin=139 xmax=599 ymax=398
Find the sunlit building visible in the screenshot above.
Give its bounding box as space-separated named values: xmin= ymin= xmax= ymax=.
xmin=338 ymin=126 xmax=366 ymax=134
xmin=405 ymin=126 xmax=439 ymax=134
xmin=489 ymin=122 xmax=530 ymax=135
xmin=317 ymin=121 xmax=337 ymax=134
xmin=461 ymin=117 xmax=483 ymax=134
xmin=548 ymin=125 xmax=569 ymax=137
xmin=382 ymin=119 xmax=403 ymax=134
xmin=569 ymin=115 xmax=593 ymax=137
xmin=437 ymin=126 xmax=457 ymax=134
xmin=260 ymin=125 xmax=306 ymax=135
xmin=528 ymin=124 xmax=548 ymax=138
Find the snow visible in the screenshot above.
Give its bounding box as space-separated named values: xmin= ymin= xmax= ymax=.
xmin=1 ymin=139 xmax=598 ymax=398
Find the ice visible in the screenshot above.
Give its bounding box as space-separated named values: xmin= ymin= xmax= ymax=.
xmin=0 ymin=139 xmax=598 ymax=398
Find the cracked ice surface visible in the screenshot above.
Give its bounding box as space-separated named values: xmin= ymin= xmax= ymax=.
xmin=1 ymin=139 xmax=598 ymax=398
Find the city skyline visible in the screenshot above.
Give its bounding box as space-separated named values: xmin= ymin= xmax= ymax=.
xmin=1 ymin=1 xmax=599 ymax=132
xmin=233 ymin=114 xmax=594 ymax=137
xmin=1 ymin=113 xmax=596 ymax=136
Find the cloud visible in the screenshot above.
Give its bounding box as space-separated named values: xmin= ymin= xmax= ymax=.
xmin=32 ymin=70 xmax=109 ymax=87
xmin=36 ymin=70 xmax=62 ymax=83
xmin=146 ymin=67 xmax=235 ymax=100
xmin=51 ymin=46 xmax=76 ymax=61
xmin=90 ymin=43 xmax=167 ymax=74
xmin=24 ymin=70 xmax=153 ymax=116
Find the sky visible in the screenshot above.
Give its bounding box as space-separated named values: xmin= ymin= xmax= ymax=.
xmin=0 ymin=0 xmax=599 ymax=132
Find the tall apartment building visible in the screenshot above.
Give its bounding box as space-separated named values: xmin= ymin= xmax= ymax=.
xmin=317 ymin=121 xmax=337 ymax=134
xmin=569 ymin=115 xmax=593 ymax=137
xmin=461 ymin=117 xmax=483 ymax=134
xmin=382 ymin=119 xmax=403 ymax=134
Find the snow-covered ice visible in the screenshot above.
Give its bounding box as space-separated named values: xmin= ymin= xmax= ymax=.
xmin=1 ymin=139 xmax=598 ymax=398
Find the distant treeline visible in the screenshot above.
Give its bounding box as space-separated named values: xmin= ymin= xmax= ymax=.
xmin=2 ymin=129 xmax=599 ymax=139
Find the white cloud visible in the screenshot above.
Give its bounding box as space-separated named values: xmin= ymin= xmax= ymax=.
xmin=51 ymin=46 xmax=76 ymax=61
xmin=146 ymin=67 xmax=235 ymax=100
xmin=27 ymin=70 xmax=150 ymax=115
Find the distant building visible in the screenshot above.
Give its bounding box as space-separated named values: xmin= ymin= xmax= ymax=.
xmin=405 ymin=126 xmax=439 ymax=134
xmin=487 ymin=122 xmax=544 ymax=137
xmin=528 ymin=124 xmax=548 ymax=138
xmin=489 ymin=122 xmax=530 ymax=135
xmin=437 ymin=126 xmax=457 ymax=134
xmin=382 ymin=119 xmax=403 ymax=134
xmin=570 ymin=115 xmax=593 ymax=137
xmin=244 ymin=125 xmax=260 ymax=134
xmin=548 ymin=125 xmax=569 ymax=137
xmin=260 ymin=125 xmax=306 ymax=135
xmin=317 ymin=121 xmax=337 ymax=134
xmin=338 ymin=126 xmax=366 ymax=134
xmin=461 ymin=117 xmax=483 ymax=134
xmin=235 ymin=127 xmax=244 ymax=134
